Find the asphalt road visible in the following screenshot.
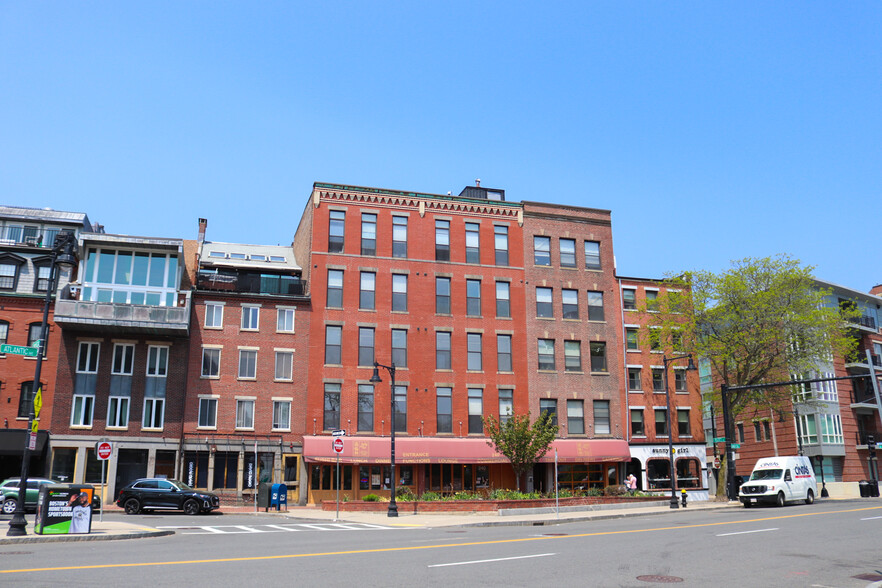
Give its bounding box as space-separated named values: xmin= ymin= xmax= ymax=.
xmin=1 ymin=501 xmax=881 ymax=587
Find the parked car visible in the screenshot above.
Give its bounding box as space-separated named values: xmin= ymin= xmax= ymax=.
xmin=739 ymin=456 xmax=817 ymax=507
xmin=0 ymin=477 xmax=101 ymax=514
xmin=116 ymin=478 xmax=220 ymax=515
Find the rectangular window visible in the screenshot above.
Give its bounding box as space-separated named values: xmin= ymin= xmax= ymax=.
xmin=674 ymin=370 xmax=687 ymax=392
xmin=325 ymin=325 xmax=342 ymax=364
xmin=497 ymin=334 xmax=512 ymax=372
xmin=391 ymin=329 xmax=407 ymax=368
xmin=622 ymin=288 xmax=637 ymax=310
xmin=327 ymin=269 xmax=343 ymax=308
xmin=147 ymin=346 xmax=168 ymax=377
xmin=202 ymin=348 xmax=221 ymax=377
xmin=495 ymin=281 xmax=511 ymax=318
xmin=359 ymin=272 xmax=375 ymax=310
xmin=328 ymin=210 xmax=345 ymax=253
xmin=0 ymin=263 xmax=19 ymax=290
xmin=29 ymin=323 xmax=45 ymax=356
xmin=539 ymin=399 xmax=557 ymax=427
xmin=536 ymin=287 xmax=553 ymax=318
xmin=587 ymin=291 xmax=604 ymax=321
xmin=435 ymin=219 xmax=450 ymax=261
xmin=763 ymin=420 xmax=772 ymax=442
xmin=324 ymin=384 xmax=341 ymax=431
xmin=467 ymin=333 xmax=482 ymax=371
xmin=205 ymin=303 xmax=223 ymax=328
xmin=819 ymin=413 xmax=843 ymax=444
xmin=677 ymin=410 xmax=691 ymax=436
xmin=236 ymin=399 xmax=255 ymax=429
xmin=538 ymin=338 xmax=555 ymax=370
xmin=273 ymin=400 xmax=291 ymax=430
xmin=77 ymin=342 xmax=100 ymax=374
xmin=0 ymin=320 xmax=7 ymax=346
xmin=361 ymin=213 xmax=377 ymax=256
xmin=142 ymin=397 xmax=165 ymax=429
xmin=646 ymin=290 xmax=659 ymax=311
xmin=391 ymin=274 xmax=407 ymax=312
xmin=798 ymin=413 xmax=818 ymax=445
xmin=71 ymin=391 xmax=94 ymax=427
xmin=737 ymin=422 xmax=745 ymax=443
xmin=652 ymin=369 xmax=665 ymax=392
xmin=465 ymin=222 xmax=480 ymax=264
xmin=112 ymin=343 xmax=134 ymax=375
xmin=436 ymin=387 xmax=452 ymax=433
xmin=590 ymin=342 xmax=607 ymax=372
xmin=392 ymin=216 xmax=408 ymax=258
xmin=198 ymin=398 xmax=217 ymax=428
xmin=393 ymin=385 xmax=407 ymax=433
xmin=436 ymin=331 xmax=451 ymax=370
xmin=626 ymin=328 xmax=639 ymax=350
xmin=358 ymin=327 xmax=375 ymax=367
xmin=754 ymin=421 xmax=762 ymax=441
xmin=466 ymin=279 xmax=481 ymax=316
xmin=562 ymin=289 xmax=579 ymax=319
xmin=275 ymin=351 xmax=293 ymax=380
xmin=143 ymin=345 xmax=168 ymax=429
xmin=107 ymin=396 xmax=129 ymax=428
xmin=498 ymin=389 xmax=513 ymax=424
xmin=494 ymin=225 xmax=508 ymax=266
xmin=560 ymin=238 xmax=576 ymax=267
xmin=655 ymin=409 xmax=668 ymax=436
xmin=649 ymin=328 xmax=661 ymax=351
xmin=436 ymin=277 xmax=451 ymax=314
xmin=358 ymin=384 xmax=374 ymax=432
xmin=564 ymin=340 xmax=581 ymax=372
xmin=241 ymin=305 xmax=260 ymax=330
xmin=584 ymin=241 xmax=601 ymax=270
xmin=567 ymin=400 xmax=584 ymax=435
xmin=277 ymin=308 xmax=295 ymax=333
xmin=628 ymin=368 xmax=642 ymax=391
xmin=534 ymin=236 xmax=551 ymax=266
xmin=468 ymin=389 xmax=483 ymax=434
xmin=590 ymin=400 xmax=610 ymax=435
xmin=34 ymin=264 xmax=51 ymax=292
xmin=238 ymin=350 xmax=257 ymax=379
xmin=631 ymin=409 xmax=645 ymax=436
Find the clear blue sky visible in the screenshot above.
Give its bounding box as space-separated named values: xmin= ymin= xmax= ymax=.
xmin=2 ymin=3 xmax=880 ymax=291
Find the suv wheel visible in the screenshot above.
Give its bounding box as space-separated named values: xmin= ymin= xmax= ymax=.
xmin=805 ymin=489 xmax=814 ymax=505
xmin=124 ymin=498 xmax=141 ymax=515
xmin=2 ymin=498 xmax=18 ymax=515
xmin=775 ymin=492 xmax=785 ymax=507
xmin=183 ymin=499 xmax=200 ymax=516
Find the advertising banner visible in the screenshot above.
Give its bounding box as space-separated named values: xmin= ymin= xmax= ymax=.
xmin=34 ymin=485 xmax=94 ymax=535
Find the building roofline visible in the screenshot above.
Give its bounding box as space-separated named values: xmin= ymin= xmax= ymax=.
xmin=313 ymin=182 xmax=522 ymax=208
xmin=521 ymin=200 xmax=611 ymax=216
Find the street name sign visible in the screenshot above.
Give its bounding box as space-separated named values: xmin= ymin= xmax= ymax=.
xmin=0 ymin=344 xmax=38 ymax=357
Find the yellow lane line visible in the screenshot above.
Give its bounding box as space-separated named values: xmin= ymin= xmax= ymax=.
xmin=3 ymin=505 xmax=880 ymax=575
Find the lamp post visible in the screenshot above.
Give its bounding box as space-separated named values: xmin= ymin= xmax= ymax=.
xmin=661 ymin=353 xmax=697 ymax=510
xmin=7 ymin=231 xmax=77 ymax=536
xmin=369 ymin=361 xmax=398 ymax=517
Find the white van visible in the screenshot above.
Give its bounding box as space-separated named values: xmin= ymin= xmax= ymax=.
xmin=739 ymin=456 xmax=818 ymax=508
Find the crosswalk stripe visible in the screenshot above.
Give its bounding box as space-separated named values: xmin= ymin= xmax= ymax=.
xmin=265 ymin=525 xmax=301 ymax=532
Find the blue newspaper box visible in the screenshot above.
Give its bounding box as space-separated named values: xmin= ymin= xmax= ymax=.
xmin=270 ymin=483 xmax=287 ymax=510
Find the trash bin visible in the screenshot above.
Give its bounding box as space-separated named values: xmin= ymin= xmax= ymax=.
xmin=870 ymin=480 xmax=880 ymax=498
xmin=859 ymin=480 xmax=870 ymax=497
xmin=257 ymin=482 xmax=273 ymax=510
xmin=270 ymin=483 xmax=288 ymax=511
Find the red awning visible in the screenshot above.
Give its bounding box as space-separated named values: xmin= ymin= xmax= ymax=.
xmin=302 ymin=436 xmax=630 ymax=465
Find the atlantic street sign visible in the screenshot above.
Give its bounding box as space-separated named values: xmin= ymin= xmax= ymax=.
xmin=0 ymin=344 xmax=38 ymax=357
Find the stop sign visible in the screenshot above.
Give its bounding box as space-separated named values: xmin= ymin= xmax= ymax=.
xmin=96 ymin=441 xmax=113 ymax=461
xmin=333 ymin=438 xmax=344 ymax=453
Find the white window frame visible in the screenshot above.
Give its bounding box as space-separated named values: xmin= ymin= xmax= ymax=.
xmin=241 ymin=304 xmax=260 ymax=331
xmin=198 ymin=396 xmax=219 ymax=429
xmin=274 ymin=349 xmax=294 ymax=381
xmin=142 ymin=396 xmax=165 ymax=430
xmin=106 ymin=396 xmax=129 ymax=429
xmin=277 ymin=306 xmax=296 ymax=333
xmin=201 ymin=346 xmax=221 ymax=378
xmin=238 ymin=348 xmax=258 ymax=380
xmin=205 ymin=302 xmax=224 ymax=329
xmin=71 ymin=395 xmax=94 ymax=427
xmin=236 ymin=398 xmax=256 ymax=430
xmin=272 ymin=398 xmax=292 ymax=431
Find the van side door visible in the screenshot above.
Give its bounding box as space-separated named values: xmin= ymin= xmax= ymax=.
xmin=783 ymin=469 xmax=795 ymax=499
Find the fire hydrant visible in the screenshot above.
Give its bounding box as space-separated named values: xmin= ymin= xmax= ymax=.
xmin=680 ymin=489 xmax=688 ymax=507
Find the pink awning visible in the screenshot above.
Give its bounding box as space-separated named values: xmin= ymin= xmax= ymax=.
xmin=303 ymin=436 xmax=630 ymax=465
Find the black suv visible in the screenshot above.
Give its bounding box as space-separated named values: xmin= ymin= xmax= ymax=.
xmin=116 ymin=478 xmax=220 ymax=515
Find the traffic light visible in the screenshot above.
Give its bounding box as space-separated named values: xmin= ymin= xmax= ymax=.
xmin=868 ymin=435 xmax=877 ymax=457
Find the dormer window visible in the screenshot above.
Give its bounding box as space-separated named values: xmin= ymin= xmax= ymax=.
xmin=209 ymin=251 xmax=225 ymax=258
xmin=250 ymin=254 xmax=266 ymax=262
xmin=270 ymin=256 xmax=285 ymax=262
xmin=229 ymin=253 xmax=246 ymax=260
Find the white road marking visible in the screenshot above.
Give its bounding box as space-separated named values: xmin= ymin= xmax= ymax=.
xmin=859 ymin=516 xmax=882 ymax=520
xmin=717 ymin=528 xmax=778 ymax=537
xmin=428 ymin=553 xmax=556 ymax=568
xmin=234 ymin=525 xmax=266 ymax=533
xmin=265 ymin=524 xmax=301 ymax=532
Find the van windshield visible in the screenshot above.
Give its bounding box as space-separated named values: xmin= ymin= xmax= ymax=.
xmin=750 ymin=469 xmax=783 ymax=481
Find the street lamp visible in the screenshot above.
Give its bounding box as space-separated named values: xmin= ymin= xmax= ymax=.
xmin=662 ymin=353 xmax=697 ymax=510
xmin=7 ymin=231 xmax=77 ymax=536
xmin=369 ymin=361 xmax=398 ymax=518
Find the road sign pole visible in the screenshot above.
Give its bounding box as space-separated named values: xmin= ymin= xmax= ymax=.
xmin=335 ymin=451 xmax=340 ymax=522
xmin=100 ymin=459 xmax=105 ymax=522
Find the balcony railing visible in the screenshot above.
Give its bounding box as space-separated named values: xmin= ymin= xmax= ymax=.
xmin=196 ymin=270 xmax=306 ymax=297
xmin=856 ymin=431 xmax=882 ymax=446
xmin=848 ymin=315 xmax=878 ymax=331
xmin=54 ymin=297 xmax=190 ymax=335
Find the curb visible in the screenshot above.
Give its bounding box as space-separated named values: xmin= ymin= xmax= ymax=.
xmin=0 ymin=529 xmax=174 ymax=545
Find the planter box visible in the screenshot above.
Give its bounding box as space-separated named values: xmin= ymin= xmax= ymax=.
xmin=321 ymin=495 xmax=668 ymax=513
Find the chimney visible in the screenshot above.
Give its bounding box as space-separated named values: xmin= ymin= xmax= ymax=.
xmin=475 ymin=178 xmax=481 ymax=187
xmin=197 ymin=218 xmax=207 ymax=244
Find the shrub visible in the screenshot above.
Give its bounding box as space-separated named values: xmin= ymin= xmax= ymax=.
xmin=604 ymin=484 xmax=628 ymax=496
xmin=585 ymin=487 xmax=603 ymax=497
xmin=396 ymin=487 xmax=416 ymax=501
xmin=452 ymin=491 xmax=481 ymax=500
xmin=419 ymin=491 xmax=442 ymax=502
xmin=362 ymin=494 xmax=381 ymax=502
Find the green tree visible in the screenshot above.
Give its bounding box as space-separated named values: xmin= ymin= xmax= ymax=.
xmin=484 ymin=411 xmax=559 ymax=491
xmin=646 ymin=255 xmax=858 ymax=497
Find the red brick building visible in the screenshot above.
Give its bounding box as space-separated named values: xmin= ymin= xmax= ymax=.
xmin=618 ymin=276 xmax=706 ymax=496
xmin=0 ymin=206 xmax=92 ymax=480
xmin=182 ymin=219 xmax=310 ymax=504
